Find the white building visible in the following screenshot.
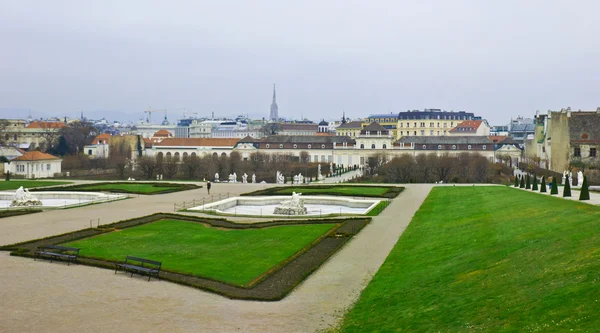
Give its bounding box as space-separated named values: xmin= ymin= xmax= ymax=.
xmin=9 ymin=151 xmax=62 ymax=178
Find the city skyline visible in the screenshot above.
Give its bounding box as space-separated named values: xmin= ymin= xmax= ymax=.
xmin=2 ymin=1 xmax=600 ymax=125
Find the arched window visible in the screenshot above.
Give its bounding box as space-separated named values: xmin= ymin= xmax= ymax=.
xmin=157 ymin=152 xmax=164 ymax=159
xmin=166 ymin=152 xmax=172 ymax=158
xmin=183 ymin=152 xmax=188 ymax=158
xmin=383 ymin=144 xmax=387 ymax=149
xmin=483 ymin=145 xmax=487 ymax=150
xmin=221 ymin=152 xmax=227 ymax=157
xmin=360 ymin=144 xmax=364 ymax=149
xmin=212 ymin=152 xmax=218 ymax=158
xmin=174 ymin=152 xmax=180 ymax=160
xmin=371 ymin=144 xmax=376 ymax=149
xmin=191 ymin=152 xmax=196 ymax=157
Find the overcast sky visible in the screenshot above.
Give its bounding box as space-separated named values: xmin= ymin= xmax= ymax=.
xmin=2 ymin=0 xmax=600 ymax=125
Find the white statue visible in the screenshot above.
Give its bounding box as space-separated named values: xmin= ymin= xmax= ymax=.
xmin=293 ymin=174 xmax=299 ymax=184
xmin=317 ymin=164 xmax=323 ymax=181
xmin=330 ymin=161 xmax=333 ymax=175
xmin=578 ymin=171 xmax=583 ymax=187
xmin=242 ymin=173 xmax=248 ymax=184
xmin=297 ymin=173 xmax=304 ymax=184
xmin=570 ymin=171 xmax=574 ymax=187
xmin=274 ymin=192 xmax=307 ymax=215
xmin=215 ymin=173 xmax=219 ymax=181
xmin=11 ymin=187 xmax=42 ymax=207
xmin=252 ymin=174 xmax=256 ymax=183
xmin=562 ymin=170 xmax=567 ymax=185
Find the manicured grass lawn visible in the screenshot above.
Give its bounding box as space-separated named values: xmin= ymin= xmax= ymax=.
xmin=74 ymin=183 xmax=180 ymax=194
xmin=0 ymin=180 xmax=71 ymax=191
xmin=243 ymin=185 xmax=403 ymax=198
xmin=63 ymin=219 xmax=336 ymax=285
xmin=340 ymin=186 xmax=600 ymax=332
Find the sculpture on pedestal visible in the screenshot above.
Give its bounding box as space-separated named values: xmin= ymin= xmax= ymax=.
xmin=274 ymin=192 xmax=307 ymax=215
xmin=252 ymin=174 xmax=256 ymax=183
xmin=214 ymin=173 xmax=219 ymax=182
xmin=10 ymin=187 xmax=42 ymax=207
xmin=317 ymin=164 xmax=324 ymax=181
xmin=242 ymin=173 xmax=248 ymax=184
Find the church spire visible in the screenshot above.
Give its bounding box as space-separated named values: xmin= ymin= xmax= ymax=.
xmin=269 ymin=83 xmax=279 ymax=121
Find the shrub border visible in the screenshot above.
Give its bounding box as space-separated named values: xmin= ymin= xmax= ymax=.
xmin=0 ymin=213 xmax=370 ymax=301
xmin=0 ymin=209 xmax=42 ymax=219
xmin=240 ymin=185 xmax=404 ymax=199
xmin=30 ymin=182 xmax=201 ymax=195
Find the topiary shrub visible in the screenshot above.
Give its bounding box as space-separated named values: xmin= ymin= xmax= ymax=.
xmin=563 ymin=176 xmax=571 ymax=197
xmin=514 ymin=175 xmax=519 ymax=187
xmin=532 ymin=175 xmax=538 ymax=191
xmin=550 ymin=177 xmax=558 ymax=195
xmin=525 ymin=174 xmax=531 ymax=189
xmin=520 ymin=176 xmax=525 ymax=188
xmin=579 ymin=175 xmax=590 ymax=200
xmin=540 ymin=176 xmax=547 ymax=193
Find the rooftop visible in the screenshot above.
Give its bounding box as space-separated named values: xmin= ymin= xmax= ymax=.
xmin=13 ymin=151 xmax=61 ymax=161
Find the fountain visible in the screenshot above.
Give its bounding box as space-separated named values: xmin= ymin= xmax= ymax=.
xmin=10 ymin=187 xmax=42 ymax=207
xmin=273 ymin=192 xmax=308 ymax=215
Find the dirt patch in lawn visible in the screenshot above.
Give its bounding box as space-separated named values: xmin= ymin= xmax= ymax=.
xmin=1 ymin=213 xmax=370 ymax=301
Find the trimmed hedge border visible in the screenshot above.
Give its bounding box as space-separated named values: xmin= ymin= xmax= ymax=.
xmin=1 ymin=213 xmax=370 ymax=301
xmin=240 ymin=185 xmax=405 ymax=199
xmin=30 ymin=182 xmax=201 ymax=195
xmin=0 ymin=209 xmax=42 ymax=219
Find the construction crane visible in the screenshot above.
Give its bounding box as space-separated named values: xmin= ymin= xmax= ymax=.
xmin=144 ymin=108 xmax=166 ymax=123
xmin=183 ymin=112 xmax=198 ymax=118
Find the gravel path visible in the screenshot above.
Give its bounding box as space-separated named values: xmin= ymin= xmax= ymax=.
xmin=0 ymin=184 xmax=434 ymax=333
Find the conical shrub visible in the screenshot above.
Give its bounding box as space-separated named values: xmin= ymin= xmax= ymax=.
xmin=579 ymin=175 xmax=590 ymax=200
xmin=550 ymin=177 xmax=558 ymax=195
xmin=540 ymin=176 xmax=547 ymax=193
xmin=520 ymin=176 xmax=525 ymax=188
xmin=563 ymin=176 xmax=571 ymax=197
xmin=525 ymin=174 xmax=531 ymax=189
xmin=514 ymin=175 xmax=519 ymax=187
xmin=532 ymin=175 xmax=538 ymax=191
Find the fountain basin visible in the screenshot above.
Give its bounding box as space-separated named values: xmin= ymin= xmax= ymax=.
xmin=0 ymin=191 xmax=126 ymax=209
xmin=188 ymin=196 xmax=381 ymax=217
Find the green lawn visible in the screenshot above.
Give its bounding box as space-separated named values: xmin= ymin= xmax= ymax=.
xmin=243 ymin=185 xmax=403 ymax=198
xmin=63 ymin=219 xmax=336 ymax=285
xmin=0 ymin=180 xmax=71 ymax=190
xmin=340 ymin=186 xmax=600 ymax=332
xmin=73 ymin=183 xmax=180 ymax=194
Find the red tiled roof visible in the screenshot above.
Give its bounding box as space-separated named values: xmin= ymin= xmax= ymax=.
xmin=13 ymin=151 xmax=61 ymax=161
xmin=449 ymin=120 xmax=482 ymax=132
xmin=26 ymin=121 xmax=67 ymax=129
xmin=153 ymin=129 xmax=172 ymax=137
xmin=488 ymin=135 xmax=509 ymax=143
xmin=92 ymin=133 xmax=111 ymax=144
xmin=154 ymin=138 xmax=240 ymax=147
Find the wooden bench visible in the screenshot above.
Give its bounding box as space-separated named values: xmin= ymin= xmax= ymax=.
xmin=115 ymin=256 xmax=161 ymax=281
xmin=34 ymin=245 xmax=80 ymax=265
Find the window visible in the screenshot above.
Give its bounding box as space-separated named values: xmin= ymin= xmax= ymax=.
xmin=430 ymin=122 xmax=434 ymax=127
xmin=482 ymin=145 xmax=487 ymax=150
xmin=420 ymin=130 xmax=425 ymax=136
xmin=430 ymin=130 xmax=433 ymax=135
xmin=360 ymin=144 xmax=364 ymax=149
xmin=414 ymin=131 xmax=417 ymax=136
xmin=574 ymin=147 xmax=581 ymax=157
xmin=420 ymin=122 xmax=425 ymax=127
xmin=414 ymin=122 xmax=417 ymax=127
xmin=452 ymin=145 xmax=456 ymax=150
xmin=422 ymin=145 xmax=427 ymax=149
xmin=400 ymin=123 xmax=403 ymax=128
xmin=308 ymin=144 xmax=311 ymax=149
xmin=88 ymin=149 xmax=92 ymax=155
xmin=438 ymin=145 xmax=442 ymax=150
xmin=321 ymin=144 xmax=325 ymax=148
xmin=47 ymin=164 xmax=51 ymax=171
xmin=400 ymin=131 xmax=403 ymax=136
xmin=407 ymin=123 xmax=410 ymax=128
xmin=279 ymin=144 xmax=283 ymax=148
xmin=591 ymin=148 xmax=597 ymax=157
xmin=443 ymin=123 xmax=447 ymax=128
xmin=371 ymin=144 xmax=376 ymax=149
xmin=468 ymin=145 xmax=472 ymax=150
xmin=293 ymin=144 xmax=297 ymax=148
xmin=266 ymin=144 xmax=270 ymax=148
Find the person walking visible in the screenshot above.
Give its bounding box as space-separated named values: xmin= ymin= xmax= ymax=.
xmin=207 ymin=181 xmax=212 ymax=195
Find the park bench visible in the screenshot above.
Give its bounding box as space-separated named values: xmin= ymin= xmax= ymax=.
xmin=34 ymin=245 xmax=80 ymax=265
xmin=115 ymin=256 xmax=162 ymax=281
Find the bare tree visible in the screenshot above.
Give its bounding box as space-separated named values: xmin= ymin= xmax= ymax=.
xmin=182 ymin=154 xmax=200 ymax=179
xmin=415 ymin=154 xmax=433 ymax=183
xmin=300 ymin=151 xmax=310 ymax=164
xmin=384 ymin=154 xmax=415 ymax=183
xmin=433 ymin=153 xmax=454 ymax=182
xmin=163 ymin=156 xmax=179 ymax=179
xmin=136 ymin=156 xmax=156 ymax=180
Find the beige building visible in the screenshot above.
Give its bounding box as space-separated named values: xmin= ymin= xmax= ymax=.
xmin=397 ymin=109 xmax=476 ymax=139
xmin=2 ymin=120 xmax=66 ymax=150
xmin=335 ymin=121 xmax=363 ymax=138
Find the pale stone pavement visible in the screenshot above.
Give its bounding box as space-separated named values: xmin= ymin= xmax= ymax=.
xmin=0 ymin=183 xmax=434 ymax=333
